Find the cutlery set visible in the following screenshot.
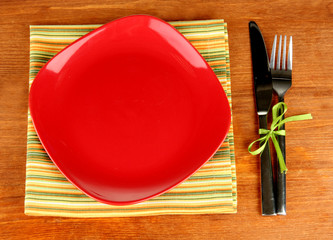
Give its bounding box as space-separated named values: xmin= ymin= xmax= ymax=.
xmin=249 ymin=21 xmax=293 ymax=216
xmin=26 ymin=14 xmax=305 ymax=216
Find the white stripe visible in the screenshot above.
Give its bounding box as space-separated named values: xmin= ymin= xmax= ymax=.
xmin=26 ymin=163 xmax=57 ymax=168
xmin=204 ymin=162 xmax=231 ymax=167
xmin=30 ymin=36 xmax=80 ymax=40
xmin=26 ymin=180 xmax=73 ymax=186
xmin=182 ymin=31 xmax=224 ymax=37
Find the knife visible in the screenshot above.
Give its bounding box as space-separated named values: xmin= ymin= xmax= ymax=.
xmin=249 ymin=21 xmax=276 ymax=216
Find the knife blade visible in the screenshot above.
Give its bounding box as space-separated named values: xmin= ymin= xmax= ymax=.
xmin=249 ymin=21 xmax=276 ymax=216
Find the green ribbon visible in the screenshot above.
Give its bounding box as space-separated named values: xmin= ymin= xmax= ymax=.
xmin=248 ymin=102 xmax=312 ymax=174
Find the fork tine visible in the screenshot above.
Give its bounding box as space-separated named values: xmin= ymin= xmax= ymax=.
xmin=282 ymin=36 xmax=287 ymax=70
xmin=277 ymin=35 xmax=282 ymax=70
xmin=287 ymin=36 xmax=293 ymax=70
xmin=270 ymin=35 xmax=277 ymax=69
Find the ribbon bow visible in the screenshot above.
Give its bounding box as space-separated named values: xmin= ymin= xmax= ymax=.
xmin=248 ymin=102 xmax=312 ymax=173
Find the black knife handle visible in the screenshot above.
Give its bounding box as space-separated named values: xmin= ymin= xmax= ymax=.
xmin=276 ymin=100 xmax=286 ymax=215
xmin=258 ymin=115 xmax=276 ymax=215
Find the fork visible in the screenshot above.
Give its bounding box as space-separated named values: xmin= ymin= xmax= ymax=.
xmin=270 ymin=35 xmax=293 ymax=215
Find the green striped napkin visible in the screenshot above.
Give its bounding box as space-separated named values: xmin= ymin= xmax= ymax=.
xmin=25 ymin=19 xmax=237 ymax=217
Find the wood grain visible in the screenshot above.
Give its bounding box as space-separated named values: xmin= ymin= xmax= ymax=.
xmin=1 ymin=0 xmax=333 ymax=239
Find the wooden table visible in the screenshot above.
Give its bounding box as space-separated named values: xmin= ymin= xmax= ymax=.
xmin=1 ymin=0 xmax=332 ymax=239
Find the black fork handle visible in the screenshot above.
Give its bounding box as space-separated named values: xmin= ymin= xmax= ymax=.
xmin=277 ymin=97 xmax=286 ymax=215
xmin=259 ymin=115 xmax=276 ymax=216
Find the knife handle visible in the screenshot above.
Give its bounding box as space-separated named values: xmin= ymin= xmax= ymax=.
xmin=276 ymin=101 xmax=286 ymax=215
xmin=258 ymin=115 xmax=276 ymax=216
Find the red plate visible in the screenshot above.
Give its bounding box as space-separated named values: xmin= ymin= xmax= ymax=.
xmin=29 ymin=15 xmax=231 ymax=205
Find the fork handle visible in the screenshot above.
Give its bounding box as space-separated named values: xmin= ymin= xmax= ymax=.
xmin=277 ymin=97 xmax=286 ymax=215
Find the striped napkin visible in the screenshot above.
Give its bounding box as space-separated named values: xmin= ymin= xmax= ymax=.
xmin=25 ymin=19 xmax=237 ymax=217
